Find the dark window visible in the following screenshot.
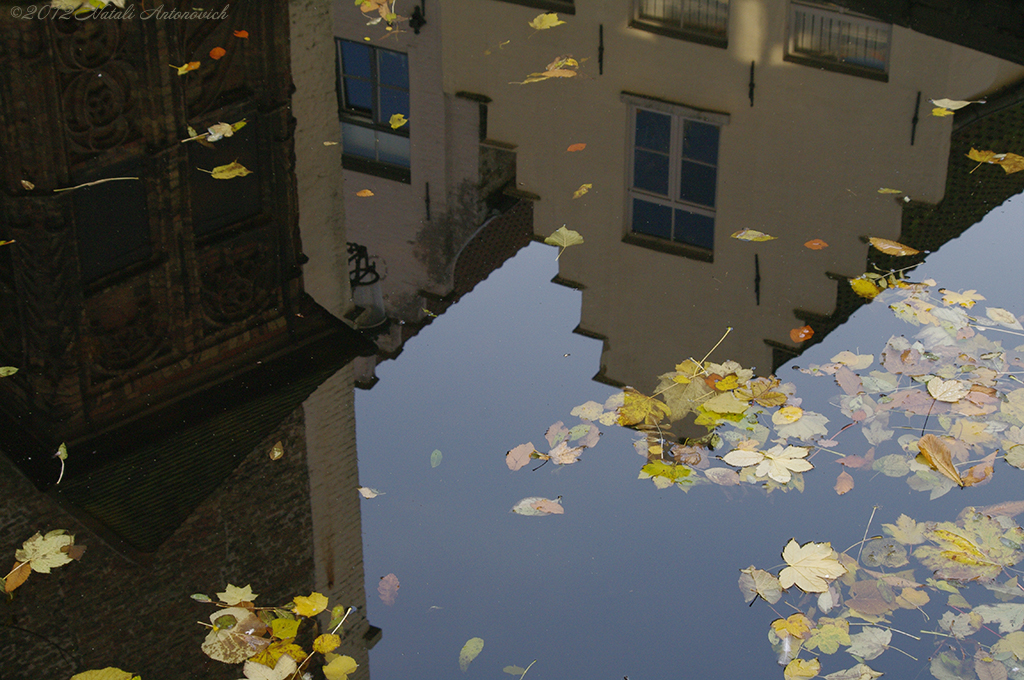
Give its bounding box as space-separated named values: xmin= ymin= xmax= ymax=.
xmin=188 ymin=119 xmax=261 ymax=237
xmin=785 ymin=1 xmax=890 ymax=80
xmin=632 ymin=0 xmax=729 ymax=47
xmin=628 ymin=104 xmax=722 ymax=253
xmin=73 ymin=160 xmax=151 ymax=283
xmin=336 ymin=39 xmax=410 ymax=179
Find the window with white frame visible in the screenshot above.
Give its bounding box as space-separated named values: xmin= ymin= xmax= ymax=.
xmin=336 ymin=39 xmax=411 ymax=180
xmin=624 ymin=95 xmax=727 ymax=255
xmin=785 ymin=1 xmax=891 ymax=79
xmin=632 ymin=0 xmax=729 ymax=46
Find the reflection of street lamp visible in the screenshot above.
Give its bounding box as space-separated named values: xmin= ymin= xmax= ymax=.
xmin=348 ymin=242 xmax=387 ymax=328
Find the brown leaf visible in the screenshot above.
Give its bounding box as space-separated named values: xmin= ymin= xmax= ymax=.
xmin=4 ymin=561 xmax=30 ymax=593
xmin=835 ymin=471 xmax=854 ymax=495
xmin=962 ymin=453 xmax=996 ymax=487
xmin=804 ymin=239 xmax=829 ymax=250
xmin=532 ymin=499 xmax=564 ymax=514
xmin=567 ymin=143 xmax=586 ymax=152
xmin=917 ymin=434 xmax=963 ymax=486
xmin=789 ymin=325 xmax=814 ymax=343
xmin=506 ymin=443 xmax=534 ymax=471
xmin=378 ymin=573 xmax=399 ymax=606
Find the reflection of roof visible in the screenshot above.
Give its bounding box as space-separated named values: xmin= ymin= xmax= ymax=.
xmin=53 ymin=301 xmax=374 ymax=553
xmin=768 ymin=80 xmax=1024 ymax=371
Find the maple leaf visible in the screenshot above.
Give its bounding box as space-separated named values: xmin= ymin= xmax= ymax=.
xmin=939 ymin=288 xmax=984 ymax=308
xmin=15 ymin=530 xmax=75 ymax=573
xmin=543 ymin=225 xmax=584 ymax=259
xmin=292 ymin=592 xmax=329 ymax=616
xmin=528 ymin=12 xmax=565 ymax=29
xmin=617 ymin=387 xmax=671 ymax=426
xmin=378 ymin=573 xmax=399 ymax=605
xmin=723 ymin=445 xmax=813 ymax=484
xmin=846 ymin=627 xmax=890 ymax=660
xmin=804 ymin=617 xmax=851 ymax=654
xmin=217 ymin=583 xmax=258 ymax=605
xmin=778 ymin=539 xmax=846 ymax=593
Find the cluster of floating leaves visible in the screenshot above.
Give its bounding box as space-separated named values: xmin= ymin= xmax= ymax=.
xmin=742 ymin=507 xmax=1024 ymax=680
xmin=191 ymin=584 xmax=359 ymax=679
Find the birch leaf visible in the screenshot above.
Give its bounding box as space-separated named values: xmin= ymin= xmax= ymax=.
xmin=506 ymin=443 xmax=535 ymax=471
xmin=544 ymin=225 xmax=584 ymax=259
xmin=738 ymin=565 xmax=783 ymax=604
xmin=927 ymin=377 xmax=970 ymax=403
xmin=378 ymin=573 xmax=399 ymax=605
xmin=198 ymin=160 xmax=253 ymax=179
xmin=459 ymin=637 xmax=484 ymax=671
xmin=358 ymin=486 xmax=384 ymax=498
xmin=322 ymin=655 xmax=358 ymax=680
xmin=835 ymin=471 xmax=854 ymax=495
xmin=511 ymin=496 xmax=563 ymax=515
xmin=779 ymin=539 xmax=846 ymax=593
xmin=292 ymin=592 xmax=329 ymax=617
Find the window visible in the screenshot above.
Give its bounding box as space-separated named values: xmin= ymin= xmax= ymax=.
xmin=785 ymin=1 xmax=890 ymax=80
xmin=336 ymin=39 xmax=411 ymax=181
xmin=631 ymin=0 xmax=729 ymax=46
xmin=623 ymin=94 xmax=727 ymax=257
xmin=493 ymin=0 xmax=574 ymax=13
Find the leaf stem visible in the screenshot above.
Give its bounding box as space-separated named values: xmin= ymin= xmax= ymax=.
xmin=519 ymin=659 xmax=538 ymax=679
xmin=856 ymin=505 xmax=880 ymax=563
xmin=53 ymin=177 xmax=140 ymax=193
xmin=329 ymin=606 xmax=354 ymax=635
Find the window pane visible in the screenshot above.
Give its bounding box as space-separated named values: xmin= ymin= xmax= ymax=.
xmin=378 ymin=132 xmax=411 ymax=168
xmin=683 ymin=120 xmax=719 ymax=164
xmin=343 ymin=77 xmax=372 ymax=114
xmin=342 ymin=122 xmax=377 ymax=160
xmin=674 ymin=209 xmax=714 ymax=250
xmin=632 ymin=198 xmax=672 ymax=240
xmin=378 ymin=50 xmax=409 ymax=90
xmin=379 ymin=87 xmax=410 ymax=127
xmin=634 ymin=149 xmax=670 ymax=195
xmin=679 ymin=160 xmax=716 ymax=207
xmin=340 ymin=41 xmax=372 ymax=79
xmin=635 ymin=109 xmax=670 ymax=152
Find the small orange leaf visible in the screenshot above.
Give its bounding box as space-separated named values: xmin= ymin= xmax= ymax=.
xmin=356 ymin=189 xmax=374 ymax=197
xmin=789 ymin=325 xmax=814 ymax=343
xmin=233 ymin=30 xmax=249 ymax=39
xmin=4 ymin=561 xmax=30 ymax=593
xmin=567 ymin=143 xmax=586 ymax=152
xmin=804 ymin=239 xmax=828 ymax=250
xmin=210 ymin=46 xmax=227 ymax=60
xmin=171 ymin=61 xmax=201 ymax=75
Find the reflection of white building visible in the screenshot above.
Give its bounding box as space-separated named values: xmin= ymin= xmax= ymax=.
xmin=440 ymin=0 xmax=1024 ymax=389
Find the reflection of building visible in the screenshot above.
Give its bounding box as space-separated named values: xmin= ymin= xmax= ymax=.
xmin=331 ymin=1 xmax=534 ymax=379
xmin=440 ymin=0 xmax=1024 ymax=390
xmin=1 ymin=4 xmax=378 ymax=678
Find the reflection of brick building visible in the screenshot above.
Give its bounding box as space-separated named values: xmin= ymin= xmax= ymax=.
xmin=1 ymin=3 xmax=378 ymax=678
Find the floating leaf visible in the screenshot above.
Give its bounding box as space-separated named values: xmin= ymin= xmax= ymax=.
xmin=172 ymin=61 xmax=200 ymax=75
xmin=271 ymin=617 xmax=300 ymax=640
xmin=389 ymin=113 xmax=408 ymax=129
xmin=868 ymin=237 xmax=919 ymax=256
xmin=15 ymin=530 xmax=75 ymax=574
xmin=357 ymin=487 xmax=383 ymax=498
xmin=506 ymin=443 xmax=534 ymax=471
xmin=210 ymin=46 xmax=227 ymax=60
xmin=4 ymin=561 xmax=30 ymax=593
xmin=835 ymin=470 xmax=854 ymax=495
xmin=917 ymin=434 xmax=963 ymax=486
xmin=790 ymin=325 xmax=814 ymax=343
xmin=234 ymin=30 xmax=249 ymax=39
xmin=356 ymin=189 xmax=374 ymax=197
xmin=850 ymin=276 xmax=882 ymax=300
xmin=877 ymin=188 xmax=903 ymax=194
xmin=567 ymin=143 xmax=586 ymax=152
xmin=292 ymin=592 xmax=329 ymax=617
xmin=322 ymin=654 xmax=358 ymax=680
xmin=731 ymin=228 xmax=776 ymax=242
xmin=511 ymin=496 xmax=563 ymax=515
xmin=528 ymin=13 xmax=565 ymax=30
xmin=804 ymin=239 xmax=829 ymax=250
xmin=939 ymin=288 xmax=984 ymax=308
xmin=430 ymin=449 xmax=443 ymax=467
xmin=269 ymin=441 xmax=284 ymax=460
xmin=617 ymin=387 xmax=671 ymax=426
xmin=572 ymin=183 xmax=592 ymax=199
xmin=845 ymin=627 xmax=890 ymax=661
xmin=20 ymin=180 xmax=34 ymax=190
xmin=314 ymin=634 xmax=341 ymax=654
xmin=784 ymin=658 xmax=820 ymax=680
xmin=240 ymin=655 xmax=297 ymax=680
xmin=459 ymin=637 xmax=484 ymax=671
xmin=986 ymin=307 xmax=1023 ymax=330
xmin=932 ymin=107 xmax=955 ymax=117
xmin=927 ymin=377 xmax=970 ymax=403
xmin=70 ymin=670 xmax=139 ymax=680
xmin=218 ymin=583 xmax=258 ymax=605
xmin=723 ymin=444 xmax=813 ymax=484
xmin=544 ymin=225 xmax=584 ymax=259
xmin=201 ymin=607 xmax=270 ymax=664
xmin=378 ymin=573 xmax=399 ymax=605
xmin=779 ymin=539 xmax=846 ymax=593
xmin=931 ymin=98 xmax=985 ymax=111
xmin=823 ymin=663 xmax=883 ymax=680
xmin=739 ymin=565 xmax=783 ymax=604
xmin=198 ymin=160 xmax=253 ymax=179
xmin=967 ymin=148 xmax=1024 ymax=174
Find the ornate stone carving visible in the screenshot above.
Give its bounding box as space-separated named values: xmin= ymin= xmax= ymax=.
xmin=199 ymin=235 xmax=278 ymax=328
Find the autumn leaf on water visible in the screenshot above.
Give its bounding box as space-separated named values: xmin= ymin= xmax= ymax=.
xmin=738 ymin=565 xmax=783 ymax=604
xmin=939 ymin=288 xmax=984 ymax=308
xmin=358 ymin=486 xmax=384 ymax=498
xmin=967 ymin=147 xmax=1024 ymax=174
xmin=171 ymin=61 xmax=200 ymax=75
xmin=218 ymin=583 xmax=258 ymax=605
xmin=201 ymin=606 xmax=271 ymax=663
xmin=292 ymin=592 xmax=329 ymax=617
xmin=269 ymin=441 xmax=284 ymax=460
xmin=567 ymin=143 xmax=586 ymax=152
xmin=789 ymin=325 xmax=814 ymax=343
xmin=430 ymin=449 xmax=443 ymax=467
xmin=877 ymin=188 xmax=903 ymax=194
xmin=197 ymin=161 xmax=253 ymax=179
xmin=322 ymin=654 xmax=358 ymax=680
xmin=804 ymin=239 xmax=828 ymax=250
xmin=617 ymin=387 xmax=671 ymax=426
xmin=544 ymin=225 xmax=584 ymax=259
xmin=868 ymin=237 xmax=920 ymax=256
xmin=14 ymin=530 xmax=77 ymax=575
xmin=378 ymin=573 xmax=399 ymax=605
xmin=835 ymin=470 xmax=854 ymax=495
xmin=931 ymin=97 xmax=985 ymax=111
xmin=356 ymin=189 xmax=374 ymax=197
xmin=778 ymin=539 xmax=846 ymax=593
xmin=239 ymin=655 xmax=297 ymax=680
xmin=572 ymin=183 xmax=592 ymax=199
xmin=511 ymin=496 xmax=563 ymax=515
xmin=914 ymin=509 xmax=1024 ymax=582
xmin=731 ymin=228 xmax=776 ymax=242
xmin=528 ymin=12 xmax=565 ymax=30
xmin=459 ymin=637 xmax=484 ymax=671
xmin=722 ymin=444 xmax=813 ymax=484
xmin=210 ymin=47 xmax=227 ymax=60
xmin=70 ymin=670 xmax=140 ymax=680
xmin=506 ymin=443 xmax=535 ymax=471
xmin=850 ymin=276 xmax=882 ymax=300
xmin=926 ymin=377 xmax=970 ymax=403
xmin=932 ymin=107 xmax=955 ymax=117
xmin=784 ymin=658 xmax=820 ymax=680
xmin=234 ymin=30 xmax=249 ymax=39
xmin=916 ymin=434 xmax=963 ymax=486
xmin=389 ymin=113 xmax=408 ymax=129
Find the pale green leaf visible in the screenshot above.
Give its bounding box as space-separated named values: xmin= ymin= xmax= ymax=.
xmin=459 ymin=637 xmax=484 ymax=672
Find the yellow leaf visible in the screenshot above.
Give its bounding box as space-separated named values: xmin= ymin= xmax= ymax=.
xmin=15 ymin=530 xmax=74 ymax=574
xmin=171 ymin=61 xmax=200 ymax=75
xmin=459 ymin=637 xmax=484 ymax=671
xmin=917 ymin=434 xmax=963 ymax=486
xmin=868 ymin=237 xmax=919 ymax=256
xmin=931 ymin=98 xmax=985 ymax=111
xmin=773 ymin=406 xmax=803 ymax=424
xmin=198 ymin=161 xmax=253 ymax=180
xmin=323 ymin=654 xmax=358 ymax=680
xmin=784 ymin=658 xmax=821 ymax=680
xmin=779 ymin=539 xmax=846 ymax=593
xmin=71 ymin=669 xmax=138 ymax=680
xmin=931 ymin=107 xmax=955 ymax=117
xmin=389 ymin=113 xmax=408 ymax=130
xmin=528 ymin=12 xmax=565 ymax=30
xmin=314 ymin=633 xmax=341 ymax=654
xmin=877 ymin=188 xmax=903 ymax=194
xmin=572 ymin=183 xmax=592 ymax=199
xmin=995 ymin=152 xmax=1024 ymax=174
xmin=249 ymin=640 xmax=307 ymax=668
xmin=269 ymin=441 xmax=284 ymax=460
xmin=356 ymin=189 xmax=374 ymax=197
xmin=850 ymin=276 xmax=881 ymax=300
xmin=939 ymin=288 xmax=984 ymax=308
xmin=543 ymin=225 xmax=584 ymax=259
xmin=926 ymin=377 xmax=969 ymax=403
xmin=217 ymin=583 xmax=258 ymax=605
xmin=271 ymin=617 xmax=300 ymax=640
xmin=293 ymin=592 xmax=329 ymax=617
xmin=731 ymin=228 xmax=776 ymax=241
xmin=772 ymin=613 xmax=814 ymax=639
xmin=617 ymin=387 xmax=671 ymax=426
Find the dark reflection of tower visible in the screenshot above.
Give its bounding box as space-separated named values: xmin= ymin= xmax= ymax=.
xmin=0 ymin=3 xmax=379 ymax=678
xmin=438 ymin=0 xmax=1024 ymax=393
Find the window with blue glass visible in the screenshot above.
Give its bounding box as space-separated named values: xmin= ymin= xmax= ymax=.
xmin=336 ymin=39 xmax=410 ymax=179
xmin=627 ymin=100 xmax=723 ymax=253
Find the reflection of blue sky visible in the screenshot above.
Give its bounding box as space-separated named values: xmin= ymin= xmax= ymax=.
xmin=356 ymin=195 xmax=1024 ymax=678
